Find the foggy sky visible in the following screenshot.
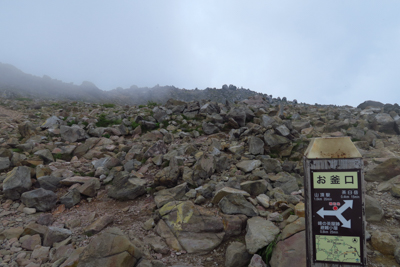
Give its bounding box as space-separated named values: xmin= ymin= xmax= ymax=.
xmin=1 ymin=1 xmax=400 ymax=106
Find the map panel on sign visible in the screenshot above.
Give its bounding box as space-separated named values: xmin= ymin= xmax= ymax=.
xmin=313 ymin=171 xmax=358 ymax=189
xmin=315 ymin=235 xmax=361 ymax=264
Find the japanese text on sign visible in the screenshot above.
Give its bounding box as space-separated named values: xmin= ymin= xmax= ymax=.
xmin=313 ymin=171 xmax=358 ymax=189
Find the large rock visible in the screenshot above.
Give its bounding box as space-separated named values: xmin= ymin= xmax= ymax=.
xmin=92 ymin=157 xmax=121 ymax=169
xmin=263 ymin=133 xmax=290 ymax=148
xmin=219 ymin=194 xmax=258 ymax=217
xmin=202 ymin=122 xmax=219 ymax=135
xmin=77 ymin=227 xmax=142 ymax=267
xmin=240 ymin=180 xmax=270 ymax=196
xmin=43 ymin=227 xmax=72 ymax=247
xmin=260 ymin=158 xmax=282 ymax=173
xmin=18 ymin=121 xmax=38 ymax=138
xmin=3 ymin=166 xmax=32 ymax=200
xmin=144 ymin=140 xmax=167 ymax=158
xmin=153 ymin=107 xmax=168 ymax=123
xmin=0 ymin=157 xmax=10 ymax=171
xmin=84 ymin=215 xmax=114 ymax=236
xmin=60 ymin=125 xmax=87 ymax=143
xmin=273 ymin=173 xmax=299 ymax=194
xmin=372 ymin=113 xmax=396 ymax=134
xmin=281 ymin=217 xmax=305 ymax=240
xmin=261 ymin=115 xmax=276 ymax=128
xmin=192 ymin=153 xmax=216 ymax=184
xmin=34 ymin=149 xmax=54 ymax=164
xmin=60 ymin=188 xmax=81 ymax=209
xmin=227 ymin=108 xmax=246 ymax=127
xmin=365 ymin=158 xmax=400 ymax=182
xmin=212 ymin=187 xmax=250 ymax=204
xmin=154 ymin=183 xmax=188 ymax=208
xmin=365 ymin=195 xmax=384 ymax=222
xmin=158 ymin=201 xmax=225 ymax=254
xmin=37 ymin=175 xmax=65 ymax=191
xmin=249 ymin=136 xmax=264 ymax=155
xmin=108 ymin=173 xmax=146 ymax=201
xmin=21 ymin=188 xmax=57 ymax=211
xmin=357 ymin=100 xmax=384 ymax=110
xmin=269 ymin=231 xmax=306 ymax=267
xmin=275 ymin=125 xmax=290 ymax=137
xmin=371 ymin=230 xmax=397 ymax=255
xmin=236 ymin=160 xmax=262 ymax=173
xmin=245 ymin=217 xmax=280 ymax=254
xmin=41 ymin=116 xmax=63 ymax=129
xmin=225 ymin=242 xmax=252 ymax=267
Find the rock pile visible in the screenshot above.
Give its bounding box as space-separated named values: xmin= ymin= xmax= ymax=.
xmin=0 ymin=97 xmax=400 ymax=266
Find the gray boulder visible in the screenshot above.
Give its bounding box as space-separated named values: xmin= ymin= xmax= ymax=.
xmin=225 ymin=242 xmax=251 ymax=267
xmin=240 ymin=180 xmax=270 ymax=196
xmin=365 ymin=158 xmax=400 ymax=182
xmin=154 ymin=183 xmax=188 ymax=208
xmin=260 ymin=115 xmax=276 ymax=128
xmin=219 ymin=194 xmax=258 ymax=217
xmin=144 ymin=140 xmax=167 ymax=158
xmin=123 ymin=159 xmax=142 ymax=173
xmin=3 ymin=166 xmax=32 ymax=200
xmin=275 ymin=125 xmax=290 ymax=137
xmin=372 ymin=113 xmax=396 ymax=134
xmin=357 ymin=100 xmax=384 ymax=110
xmin=60 ymin=188 xmax=81 ymax=208
xmin=365 ymin=195 xmax=384 ymax=222
xmin=0 ymin=157 xmax=10 ymax=171
xmin=245 ymin=217 xmax=280 ymax=254
xmin=34 ymin=149 xmax=54 ymax=164
xmin=43 ymin=227 xmax=72 ymax=247
xmin=273 ymin=173 xmax=299 ymax=194
xmin=77 ymin=227 xmax=142 ymax=267
xmin=227 ymin=108 xmax=246 ymax=127
xmin=153 ymin=107 xmax=168 ymax=123
xmin=263 ymin=133 xmax=290 ymax=148
xmin=92 ymin=157 xmax=121 ymax=169
xmin=158 ymin=201 xmax=225 ymax=254
xmin=60 ymin=125 xmax=87 ymax=143
xmin=202 ymin=122 xmax=219 ymax=135
xmin=260 ymin=158 xmax=282 ymax=173
xmin=108 ymin=173 xmax=146 ymax=200
xmin=371 ymin=230 xmax=397 ymax=255
xmin=21 ymin=188 xmax=57 ymax=211
xmin=236 ymin=160 xmax=262 ymax=173
xmin=248 ymin=136 xmax=264 ymax=155
xmin=41 ymin=116 xmax=63 ymax=129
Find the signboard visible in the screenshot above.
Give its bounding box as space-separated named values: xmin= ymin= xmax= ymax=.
xmin=310 ymin=170 xmax=364 ymax=265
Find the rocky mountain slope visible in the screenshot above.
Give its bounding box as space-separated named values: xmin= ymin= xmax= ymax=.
xmin=0 ymin=62 xmax=273 ymax=105
xmin=0 ymin=95 xmax=400 ymax=266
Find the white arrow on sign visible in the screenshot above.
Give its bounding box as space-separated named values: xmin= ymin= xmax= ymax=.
xmin=316 ymin=200 xmax=353 ymax=229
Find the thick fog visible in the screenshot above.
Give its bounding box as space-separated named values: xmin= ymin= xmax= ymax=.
xmin=1 ymin=1 xmax=400 ymax=106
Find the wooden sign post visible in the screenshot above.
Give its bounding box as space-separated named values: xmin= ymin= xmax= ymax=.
xmin=303 ymin=137 xmax=367 ymax=266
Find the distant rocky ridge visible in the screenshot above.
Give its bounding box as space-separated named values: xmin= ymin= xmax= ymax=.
xmin=0 ymin=62 xmax=278 ymax=105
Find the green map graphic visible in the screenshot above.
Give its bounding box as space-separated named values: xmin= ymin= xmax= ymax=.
xmin=315 ymin=235 xmax=361 ymax=264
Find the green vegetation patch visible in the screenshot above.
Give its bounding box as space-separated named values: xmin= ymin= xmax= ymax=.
xmin=257 ymin=234 xmax=281 ymax=266
xmin=96 ymin=114 xmax=121 ymax=127
xmin=102 ymin=103 xmax=116 ymax=108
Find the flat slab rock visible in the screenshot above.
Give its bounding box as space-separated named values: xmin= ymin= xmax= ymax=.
xmin=212 ymin=187 xmax=250 ymax=204
xmin=60 ymin=176 xmax=101 ymax=189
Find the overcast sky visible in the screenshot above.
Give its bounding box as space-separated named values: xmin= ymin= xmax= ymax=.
xmin=1 ymin=1 xmax=399 ymax=107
